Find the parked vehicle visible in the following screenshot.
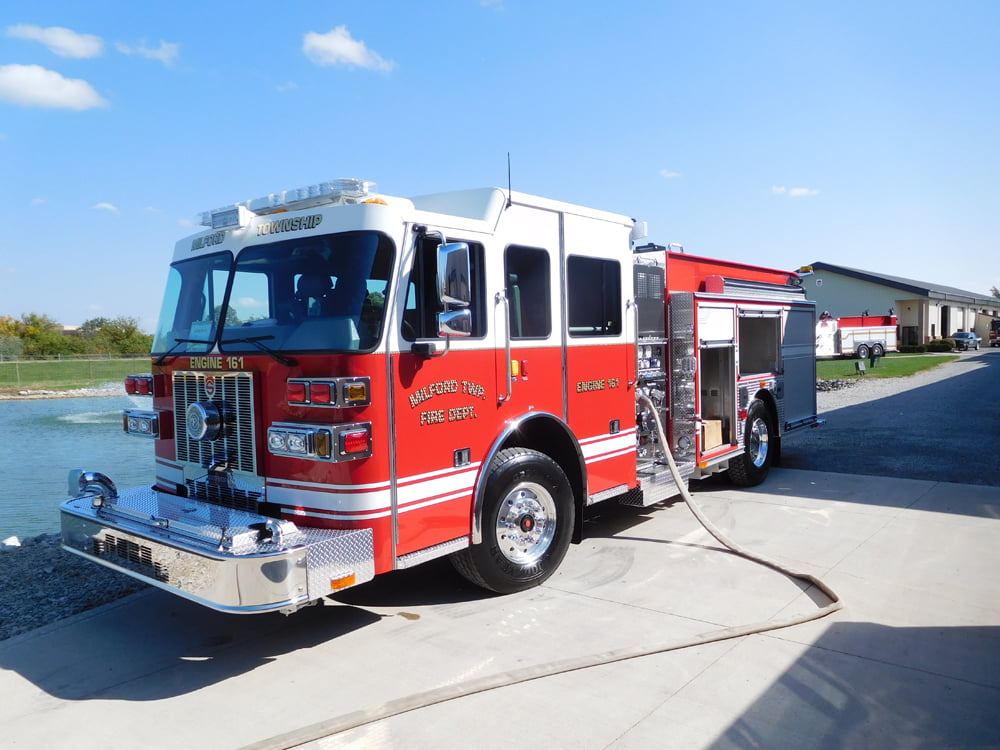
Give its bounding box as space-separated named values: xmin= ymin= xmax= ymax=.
xmin=59 ymin=178 xmax=822 ymax=614
xmin=952 ymin=331 xmax=981 ymax=350
xmin=815 ymin=312 xmax=897 ymax=358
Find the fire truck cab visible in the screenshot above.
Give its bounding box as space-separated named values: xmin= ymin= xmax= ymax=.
xmin=60 ymin=179 xmax=820 ymax=614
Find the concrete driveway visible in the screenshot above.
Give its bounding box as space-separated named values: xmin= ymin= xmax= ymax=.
xmin=1 ymin=468 xmax=997 ymax=749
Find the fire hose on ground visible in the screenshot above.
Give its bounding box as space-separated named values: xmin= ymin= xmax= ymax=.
xmin=242 ymin=393 xmax=842 ymax=750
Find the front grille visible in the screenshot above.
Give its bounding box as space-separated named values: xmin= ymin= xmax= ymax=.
xmin=173 ymin=371 xmax=257 ymax=474
xmin=185 ymin=478 xmax=262 ymax=513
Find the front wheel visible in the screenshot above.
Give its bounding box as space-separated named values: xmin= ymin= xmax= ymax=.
xmin=451 ymin=448 xmax=574 ymax=594
xmin=728 ymin=400 xmax=775 ymax=487
xmin=871 ymin=343 xmax=884 ymax=357
xmin=856 ymin=344 xmax=870 ymax=359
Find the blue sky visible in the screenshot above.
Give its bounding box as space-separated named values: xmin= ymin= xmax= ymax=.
xmin=1 ymin=1 xmax=998 ymax=332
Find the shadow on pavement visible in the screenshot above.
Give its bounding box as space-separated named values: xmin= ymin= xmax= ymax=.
xmin=709 ymin=622 xmax=1000 ymax=749
xmin=0 ymin=590 xmax=380 ymax=701
xmin=782 ymin=351 xmax=1000 ymax=487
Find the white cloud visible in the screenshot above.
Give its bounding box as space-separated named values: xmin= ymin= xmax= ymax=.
xmin=115 ymin=40 xmax=180 ymax=66
xmin=276 ymin=81 xmax=298 ymax=93
xmin=178 ymin=218 xmax=195 ymax=228
xmin=6 ymin=24 xmax=104 ymax=58
xmin=30 ymin=198 xmax=46 ymax=206
xmin=303 ymin=26 xmax=395 ymax=72
xmin=659 ymin=169 xmax=681 ymax=179
xmin=771 ymin=185 xmax=820 ymax=198
xmin=481 ymin=0 xmax=505 ymax=9
xmin=0 ymin=64 xmax=107 ymax=110
xmin=93 ymin=202 xmax=120 ymax=214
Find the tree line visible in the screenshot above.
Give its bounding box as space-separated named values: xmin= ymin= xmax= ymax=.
xmin=0 ymin=313 xmax=153 ymax=358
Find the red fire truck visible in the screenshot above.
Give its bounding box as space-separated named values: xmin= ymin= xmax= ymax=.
xmin=60 ymin=179 xmax=821 ymax=613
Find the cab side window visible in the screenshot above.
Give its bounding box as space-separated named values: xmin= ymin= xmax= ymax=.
xmin=504 ymin=245 xmax=551 ymax=339
xmin=567 ymin=256 xmax=621 ymax=336
xmin=402 ymin=237 xmax=486 ymax=340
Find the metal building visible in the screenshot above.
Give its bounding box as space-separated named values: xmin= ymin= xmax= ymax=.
xmin=805 ymin=262 xmax=999 ymax=346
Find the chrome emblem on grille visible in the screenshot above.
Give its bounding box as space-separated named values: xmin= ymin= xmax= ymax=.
xmin=186 ymin=401 xmax=222 ymax=441
xmin=204 ymin=376 xmax=216 ymax=399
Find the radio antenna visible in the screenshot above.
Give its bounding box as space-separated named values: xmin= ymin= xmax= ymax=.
xmin=506 ymin=152 xmax=512 ymax=208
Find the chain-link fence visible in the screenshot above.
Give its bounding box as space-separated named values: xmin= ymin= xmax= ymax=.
xmin=0 ymin=356 xmax=149 ymax=390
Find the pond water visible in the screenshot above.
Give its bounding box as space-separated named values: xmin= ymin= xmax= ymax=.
xmin=0 ymin=394 xmax=155 ymax=540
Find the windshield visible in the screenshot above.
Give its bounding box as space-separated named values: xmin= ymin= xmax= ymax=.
xmin=152 ymin=231 xmax=394 ymax=355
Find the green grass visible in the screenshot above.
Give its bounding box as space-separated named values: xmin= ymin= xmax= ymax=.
xmin=0 ymin=358 xmax=148 ymax=393
xmin=0 ymin=352 xmax=960 ymax=392
xmin=816 ymin=353 xmax=959 ymax=380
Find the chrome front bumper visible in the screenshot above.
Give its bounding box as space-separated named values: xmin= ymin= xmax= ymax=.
xmin=60 ymin=484 xmax=374 ymax=614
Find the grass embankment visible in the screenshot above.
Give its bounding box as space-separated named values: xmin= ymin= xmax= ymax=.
xmin=0 ymin=358 xmax=146 ymax=395
xmin=0 ymin=353 xmax=959 ymax=395
xmin=816 ymin=353 xmax=958 ymax=380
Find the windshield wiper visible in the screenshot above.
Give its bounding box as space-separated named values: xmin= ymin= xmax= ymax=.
xmin=221 ymin=336 xmax=298 ymax=367
xmin=153 ymin=338 xmax=215 ymax=366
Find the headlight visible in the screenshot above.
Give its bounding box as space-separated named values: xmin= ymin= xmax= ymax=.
xmin=267 ymin=422 xmax=372 ymax=462
xmin=123 ymin=409 xmax=159 ymax=438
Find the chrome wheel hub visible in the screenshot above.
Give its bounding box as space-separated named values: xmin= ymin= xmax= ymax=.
xmin=495 ymin=482 xmax=556 ymax=565
xmin=749 ymin=417 xmax=770 ymax=468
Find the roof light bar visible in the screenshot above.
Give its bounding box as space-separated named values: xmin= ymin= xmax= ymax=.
xmin=248 ymin=178 xmax=377 ymax=215
xmin=203 ymin=204 xmax=253 ymax=230
xmin=198 ymin=178 xmax=379 ymax=226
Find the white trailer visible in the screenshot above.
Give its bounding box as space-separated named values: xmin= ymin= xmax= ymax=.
xmin=816 ymin=313 xmax=897 ymax=358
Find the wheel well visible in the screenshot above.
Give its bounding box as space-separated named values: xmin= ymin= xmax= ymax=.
xmin=475 ymin=413 xmax=587 ymax=544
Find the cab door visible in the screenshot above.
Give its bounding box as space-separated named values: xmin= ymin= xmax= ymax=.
xmin=495 ymin=242 xmax=564 ymax=421
xmin=562 ymin=215 xmax=636 ymax=501
xmin=391 ymin=233 xmax=494 ymax=557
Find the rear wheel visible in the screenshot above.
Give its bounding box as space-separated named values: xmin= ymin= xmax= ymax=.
xmin=856 ymin=344 xmax=870 ymax=359
xmin=871 ymin=343 xmax=884 ymax=357
xmin=451 ymin=448 xmax=574 ymax=594
xmin=728 ymin=400 xmax=775 ymax=487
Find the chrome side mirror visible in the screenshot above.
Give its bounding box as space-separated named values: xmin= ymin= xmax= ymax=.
xmin=437 ymin=242 xmax=471 ymax=308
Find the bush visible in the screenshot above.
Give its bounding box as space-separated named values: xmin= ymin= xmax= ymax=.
xmin=898 ymin=344 xmax=927 ymax=353
xmin=926 ymin=339 xmax=955 ymax=352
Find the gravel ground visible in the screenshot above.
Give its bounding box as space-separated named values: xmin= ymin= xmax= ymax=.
xmin=812 ymin=357 xmax=964 ymax=411
xmin=0 ymin=360 xmax=967 ymax=642
xmin=0 ymin=534 xmax=148 ymax=641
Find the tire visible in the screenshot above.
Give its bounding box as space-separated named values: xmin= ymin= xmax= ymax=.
xmin=871 ymin=344 xmax=884 ymax=357
xmin=728 ymin=400 xmax=775 ymax=487
xmin=856 ymin=344 xmax=870 ymax=359
xmin=451 ymin=448 xmax=574 ymax=594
